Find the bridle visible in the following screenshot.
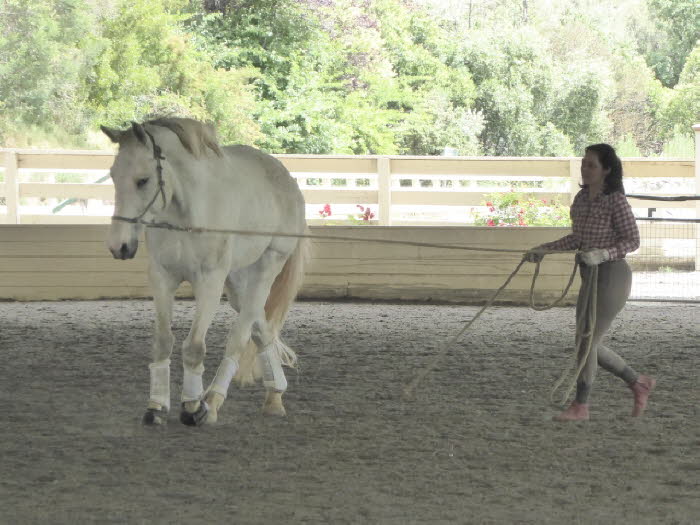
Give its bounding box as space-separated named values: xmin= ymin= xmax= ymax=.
xmin=111 ymin=128 xmax=167 ymax=225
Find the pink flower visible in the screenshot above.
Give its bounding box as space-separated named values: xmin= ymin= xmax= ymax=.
xmin=318 ymin=203 xmax=332 ymax=218
xmin=486 ymin=201 xmax=493 ymax=207
xmin=489 ymin=206 xmax=495 ymax=212
xmin=487 ymin=219 xmax=495 ymax=227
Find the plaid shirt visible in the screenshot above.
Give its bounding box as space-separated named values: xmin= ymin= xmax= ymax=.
xmin=540 ymin=189 xmax=640 ymax=260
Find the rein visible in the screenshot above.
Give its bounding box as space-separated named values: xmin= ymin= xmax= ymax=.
xmin=109 ymin=133 xmax=590 ymax=406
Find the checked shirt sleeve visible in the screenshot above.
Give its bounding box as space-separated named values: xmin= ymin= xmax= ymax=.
xmin=539 ymin=232 xmax=579 ymax=252
xmin=607 ymin=192 xmax=640 ymax=260
xmin=537 ymin=194 xmax=580 ymax=252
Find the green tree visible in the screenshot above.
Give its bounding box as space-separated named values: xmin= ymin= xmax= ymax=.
xmin=640 ymin=0 xmax=700 ymax=87
xmin=658 ymin=43 xmax=700 ymax=142
xmin=88 ymin=0 xmax=259 ymax=144
xmin=0 ymin=0 xmax=96 ymax=145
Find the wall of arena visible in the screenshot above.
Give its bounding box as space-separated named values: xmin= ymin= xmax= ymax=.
xmin=0 ymin=225 xmax=579 ymax=304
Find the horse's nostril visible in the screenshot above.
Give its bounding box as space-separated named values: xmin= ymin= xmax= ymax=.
xmin=120 ymin=243 xmax=130 ymax=258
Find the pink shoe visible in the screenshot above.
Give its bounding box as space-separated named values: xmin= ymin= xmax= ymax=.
xmin=553 ymin=401 xmax=590 ymax=422
xmin=629 ymin=375 xmax=656 ymax=417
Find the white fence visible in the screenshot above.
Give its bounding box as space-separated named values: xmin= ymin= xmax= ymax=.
xmin=0 ymin=142 xmax=698 ymax=303
xmin=0 ymin=150 xmax=697 ymax=226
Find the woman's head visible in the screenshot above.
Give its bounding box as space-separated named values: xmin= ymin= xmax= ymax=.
xmin=581 ymin=143 xmax=624 ymax=194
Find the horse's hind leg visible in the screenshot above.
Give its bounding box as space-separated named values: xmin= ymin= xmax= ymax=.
xmin=143 ymin=265 xmax=179 ymax=425
xmin=206 ymin=250 xmax=290 ymax=420
xmin=179 ymin=270 xmax=227 ymax=426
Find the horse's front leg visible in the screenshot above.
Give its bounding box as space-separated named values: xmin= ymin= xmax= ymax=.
xmin=179 ymin=270 xmax=227 ymax=426
xmin=143 ymin=265 xmax=179 ymax=426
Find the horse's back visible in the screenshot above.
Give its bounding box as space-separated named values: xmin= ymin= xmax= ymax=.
xmin=223 ymin=145 xmax=291 ymax=183
xmin=222 ymin=144 xmax=306 ymax=231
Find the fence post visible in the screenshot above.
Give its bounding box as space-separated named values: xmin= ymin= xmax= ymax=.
xmin=693 ymin=123 xmax=700 ymax=271
xmin=377 ymin=156 xmax=392 ymax=226
xmin=569 ymin=156 xmax=581 ymax=203
xmin=4 ymin=150 xmax=19 ymax=224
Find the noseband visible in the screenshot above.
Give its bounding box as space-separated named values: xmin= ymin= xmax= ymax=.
xmin=112 ymin=129 xmax=167 ymax=224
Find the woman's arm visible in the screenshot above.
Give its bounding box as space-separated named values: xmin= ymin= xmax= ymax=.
xmin=538 ymin=232 xmax=579 ymax=252
xmin=537 ymin=194 xmax=580 ymax=251
xmin=608 ymin=192 xmax=640 ymax=260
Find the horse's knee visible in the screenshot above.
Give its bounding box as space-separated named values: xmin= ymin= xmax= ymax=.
xmin=251 ymin=320 xmax=274 ymax=348
xmin=182 ymin=339 xmax=206 ymax=370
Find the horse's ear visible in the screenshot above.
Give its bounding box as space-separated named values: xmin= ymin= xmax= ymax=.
xmin=100 ymin=125 xmax=123 ymax=143
xmin=131 ymin=122 xmax=148 ymax=144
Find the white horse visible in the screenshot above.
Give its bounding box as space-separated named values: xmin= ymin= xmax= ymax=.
xmin=101 ymin=117 xmax=309 ymax=426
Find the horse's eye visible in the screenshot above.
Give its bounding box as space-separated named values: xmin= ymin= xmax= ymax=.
xmin=136 ymin=178 xmax=149 ymax=189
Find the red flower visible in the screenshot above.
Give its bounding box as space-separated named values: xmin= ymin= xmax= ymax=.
xmin=487 ymin=219 xmax=495 ymax=226
xmin=486 ymin=201 xmax=493 ymax=207
xmin=319 ymin=203 xmax=332 ymax=218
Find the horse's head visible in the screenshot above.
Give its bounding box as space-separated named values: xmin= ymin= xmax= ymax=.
xmin=101 ymin=122 xmax=162 ymax=260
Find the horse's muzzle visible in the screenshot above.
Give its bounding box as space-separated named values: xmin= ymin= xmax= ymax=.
xmin=110 ymin=241 xmax=138 ymax=260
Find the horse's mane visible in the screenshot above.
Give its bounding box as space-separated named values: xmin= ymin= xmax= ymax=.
xmin=146 ymin=117 xmax=223 ymax=158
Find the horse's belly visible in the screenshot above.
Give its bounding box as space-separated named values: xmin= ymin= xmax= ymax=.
xmin=147 ymin=233 xmax=266 ymax=280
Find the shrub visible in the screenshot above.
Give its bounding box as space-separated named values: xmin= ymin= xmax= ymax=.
xmin=472 ymin=191 xmax=571 ymax=227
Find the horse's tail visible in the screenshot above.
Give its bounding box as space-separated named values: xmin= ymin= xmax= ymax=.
xmin=235 ymin=230 xmax=311 ymax=386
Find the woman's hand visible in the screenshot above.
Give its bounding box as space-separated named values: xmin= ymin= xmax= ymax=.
xmin=524 ymin=247 xmax=546 ymax=263
xmin=579 ymin=248 xmax=610 ymax=266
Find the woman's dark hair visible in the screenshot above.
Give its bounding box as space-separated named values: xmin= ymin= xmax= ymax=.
xmin=582 ymin=143 xmax=625 ymax=194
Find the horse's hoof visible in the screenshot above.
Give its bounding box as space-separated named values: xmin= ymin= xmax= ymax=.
xmin=263 ymin=390 xmax=286 ymax=417
xmin=204 ymin=392 xmax=224 ymax=424
xmin=262 ymin=404 xmax=287 ymax=417
xmin=179 ymin=400 xmax=209 ymax=427
xmin=143 ymin=407 xmax=168 ymax=426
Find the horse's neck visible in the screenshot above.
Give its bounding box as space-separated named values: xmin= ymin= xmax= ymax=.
xmin=163 ymin=154 xmax=248 ymax=226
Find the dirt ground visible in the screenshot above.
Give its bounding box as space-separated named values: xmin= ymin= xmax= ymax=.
xmin=0 ymin=298 xmax=698 ymax=525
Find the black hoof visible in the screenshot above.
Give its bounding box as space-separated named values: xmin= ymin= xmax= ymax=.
xmin=143 ymin=407 xmax=168 ymax=426
xmin=180 ymin=401 xmax=209 ymax=427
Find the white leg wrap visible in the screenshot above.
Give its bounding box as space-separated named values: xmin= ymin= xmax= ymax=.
xmin=257 ymin=345 xmax=287 ymax=392
xmin=210 ymin=357 xmax=239 ymax=398
xmin=149 ymin=359 xmax=171 ymax=411
xmin=182 ymin=367 xmax=204 ymax=402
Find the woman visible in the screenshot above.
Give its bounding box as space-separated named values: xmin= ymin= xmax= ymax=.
xmin=526 ymin=144 xmax=655 ymax=421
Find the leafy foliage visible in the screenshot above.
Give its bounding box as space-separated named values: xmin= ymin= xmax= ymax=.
xmin=0 ymin=0 xmax=697 ymax=155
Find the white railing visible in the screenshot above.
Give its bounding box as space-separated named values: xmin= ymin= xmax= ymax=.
xmin=0 ymin=149 xmax=696 ymax=226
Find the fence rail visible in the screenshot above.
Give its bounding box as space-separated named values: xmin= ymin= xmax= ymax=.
xmin=1 ymin=150 xmax=696 ymax=223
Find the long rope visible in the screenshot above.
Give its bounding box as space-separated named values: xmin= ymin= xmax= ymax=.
xmin=112 ymin=217 xmax=533 ymax=254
